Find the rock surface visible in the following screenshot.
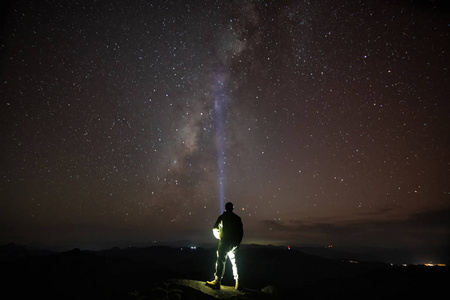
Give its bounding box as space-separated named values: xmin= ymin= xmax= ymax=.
xmin=167 ymin=279 xmax=276 ymax=299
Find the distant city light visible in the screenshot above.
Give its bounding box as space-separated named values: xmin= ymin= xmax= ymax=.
xmin=424 ymin=263 xmax=446 ymax=267
xmin=180 ymin=246 xmax=197 ymax=250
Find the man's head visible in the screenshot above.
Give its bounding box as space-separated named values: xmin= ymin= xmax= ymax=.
xmin=225 ymin=202 xmax=234 ymax=212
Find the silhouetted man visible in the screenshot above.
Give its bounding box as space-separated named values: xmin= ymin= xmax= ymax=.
xmin=206 ymin=202 xmax=244 ymax=290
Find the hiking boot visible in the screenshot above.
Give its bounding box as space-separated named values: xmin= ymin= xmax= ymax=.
xmin=206 ymin=277 xmax=221 ymax=290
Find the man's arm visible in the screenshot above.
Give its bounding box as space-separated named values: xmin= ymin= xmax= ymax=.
xmin=212 ymin=216 xmax=222 ymax=240
xmin=238 ymin=217 xmax=243 ymax=244
xmin=213 ymin=215 xmax=222 ymax=229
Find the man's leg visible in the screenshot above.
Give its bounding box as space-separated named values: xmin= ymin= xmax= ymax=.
xmin=215 ymin=242 xmax=229 ymax=279
xmin=228 ymin=246 xmax=239 ymax=289
xmin=206 ymin=242 xmax=228 ymax=289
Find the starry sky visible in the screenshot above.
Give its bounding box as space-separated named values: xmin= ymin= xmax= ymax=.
xmin=1 ymin=0 xmax=449 ymax=262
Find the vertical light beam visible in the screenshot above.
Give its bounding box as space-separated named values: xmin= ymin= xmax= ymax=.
xmin=214 ymin=71 xmax=227 ymax=214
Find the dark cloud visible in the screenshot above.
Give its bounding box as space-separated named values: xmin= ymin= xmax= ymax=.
xmin=261 ymin=209 xmax=450 ymax=252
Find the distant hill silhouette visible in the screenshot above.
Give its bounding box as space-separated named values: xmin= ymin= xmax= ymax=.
xmin=0 ymin=242 xmax=54 ymax=261
xmin=1 ymin=243 xmax=447 ymax=299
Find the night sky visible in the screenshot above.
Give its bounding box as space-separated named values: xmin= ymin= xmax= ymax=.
xmin=1 ymin=0 xmax=449 ymax=263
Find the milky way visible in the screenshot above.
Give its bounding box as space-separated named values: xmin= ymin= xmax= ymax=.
xmin=1 ymin=0 xmax=449 ymax=263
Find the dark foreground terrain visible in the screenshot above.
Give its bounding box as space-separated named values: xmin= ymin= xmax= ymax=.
xmin=1 ymin=243 xmax=447 ymax=299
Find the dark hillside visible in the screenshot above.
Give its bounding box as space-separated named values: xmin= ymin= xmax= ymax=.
xmin=1 ymin=244 xmax=446 ymax=299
